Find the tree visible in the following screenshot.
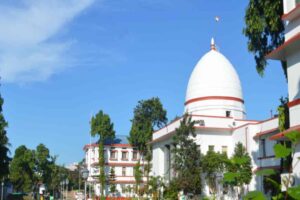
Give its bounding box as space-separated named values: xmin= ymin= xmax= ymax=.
xmin=172 ymin=114 xmax=202 ymax=196
xmin=129 ymin=97 xmax=167 ymax=155
xmin=90 ymin=110 xmax=115 ymax=197
xmin=10 ymin=145 xmax=35 ymax=192
xmin=128 ymin=97 xmax=167 ymax=191
xmin=148 ymin=176 xmax=164 ymax=200
xmin=0 ymin=91 xmax=9 ymax=179
xmin=278 ymin=97 xmax=290 ymax=132
xmin=133 ymin=161 xmax=142 ymax=195
xmin=109 ymin=167 xmax=116 ymax=195
xmin=35 ymin=144 xmax=54 ymax=186
xmin=224 ymin=143 xmax=252 ymax=198
xmin=243 ymin=0 xmax=286 ymax=78
xmin=202 ymin=149 xmax=228 ymax=197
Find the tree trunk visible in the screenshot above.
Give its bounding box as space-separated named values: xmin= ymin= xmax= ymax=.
xmin=99 ymin=141 xmax=105 ymax=197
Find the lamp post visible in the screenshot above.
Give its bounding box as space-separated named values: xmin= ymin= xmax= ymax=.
xmin=81 ymin=168 xmax=89 ymax=200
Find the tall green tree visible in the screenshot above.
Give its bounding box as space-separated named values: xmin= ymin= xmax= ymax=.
xmin=35 ymin=144 xmax=54 ymax=186
xmin=129 ymin=97 xmax=167 ymax=155
xmin=90 ymin=110 xmax=115 ymax=197
xmin=0 ymin=92 xmax=9 ymax=179
xmin=202 ymin=149 xmax=228 ymax=197
xmin=128 ymin=97 xmax=167 ymax=191
xmin=133 ymin=161 xmax=142 ymax=195
xmin=224 ymin=143 xmax=252 ymax=198
xmin=172 ymin=114 xmax=202 ymax=195
xmin=109 ymin=167 xmax=116 ymax=194
xmin=244 ymin=0 xmax=286 ymax=78
xmin=278 ymin=97 xmax=290 ymax=132
xmin=10 ymin=145 xmax=35 ymax=192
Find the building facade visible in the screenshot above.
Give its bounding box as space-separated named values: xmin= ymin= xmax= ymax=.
xmin=83 ymin=135 xmax=146 ymax=197
xmin=151 ymin=39 xmax=282 ymax=199
xmin=267 ymin=0 xmax=300 ymax=186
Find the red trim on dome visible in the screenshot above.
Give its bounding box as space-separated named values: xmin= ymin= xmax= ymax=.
xmin=185 ymin=96 xmax=244 ymax=105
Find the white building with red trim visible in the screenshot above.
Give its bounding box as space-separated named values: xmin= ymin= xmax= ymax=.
xmin=267 ymin=0 xmax=300 ymax=187
xmin=151 ymin=39 xmax=283 ymax=198
xmin=83 ymin=135 xmax=146 ymax=197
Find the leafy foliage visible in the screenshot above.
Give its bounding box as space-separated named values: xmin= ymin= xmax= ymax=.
xmin=109 ymin=167 xmax=116 ymax=194
xmin=128 ymin=97 xmax=167 ymax=155
xmin=10 ymin=144 xmax=64 ymax=194
xmin=223 ymin=143 xmax=252 ymax=198
xmin=163 ymin=180 xmax=179 ymax=200
xmin=0 ymin=91 xmax=9 ymax=179
xmin=10 ymin=145 xmax=35 ymax=192
xmin=148 ymin=176 xmax=163 ymax=200
xmin=172 ymin=114 xmax=202 ymax=195
xmin=274 ymin=143 xmax=292 ymax=159
xmin=255 ymin=169 xmax=276 ymax=177
xmin=128 ymin=97 xmax=167 ymax=193
xmin=244 ymin=131 xmax=300 ymax=199
xmin=278 ymin=97 xmax=290 ymax=132
xmin=243 ymin=0 xmax=286 ymax=77
xmin=134 ymin=161 xmax=142 ymax=194
xmin=287 ymin=185 xmax=300 ymax=200
xmin=202 ymin=149 xmax=227 ymax=195
xmin=243 ymin=191 xmax=267 ymax=200
xmin=90 ymin=110 xmax=115 ymax=196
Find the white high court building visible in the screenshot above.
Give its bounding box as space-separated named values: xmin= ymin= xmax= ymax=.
xmin=267 ymin=0 xmax=300 ymax=188
xmin=84 ymin=135 xmax=147 ymax=197
xmin=151 ymin=39 xmax=284 ymax=198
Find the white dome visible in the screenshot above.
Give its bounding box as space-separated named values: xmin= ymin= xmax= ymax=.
xmin=184 ymin=40 xmax=245 ymax=119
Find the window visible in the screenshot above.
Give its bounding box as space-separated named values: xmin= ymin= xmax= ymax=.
xmin=226 ymin=111 xmax=231 ymax=118
xmin=260 ymin=139 xmax=266 ymax=157
xmin=132 ymin=151 xmax=138 ymax=160
xmin=122 ymin=151 xmax=128 ymax=160
xmin=110 ymin=150 xmax=117 ymax=160
xmin=208 ymin=145 xmax=214 ymax=151
xmin=222 ymin=146 xmax=228 ymax=154
xmin=122 ymin=167 xmax=126 ymax=176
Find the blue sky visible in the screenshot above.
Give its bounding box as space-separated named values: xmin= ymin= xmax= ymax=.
xmin=2 ymin=0 xmax=287 ymax=165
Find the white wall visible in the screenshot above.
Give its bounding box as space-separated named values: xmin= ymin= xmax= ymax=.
xmin=283 ymin=0 xmax=298 ymax=14
xmin=287 ymin=50 xmax=300 ymax=127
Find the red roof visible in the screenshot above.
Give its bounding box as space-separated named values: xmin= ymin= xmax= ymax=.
xmin=269 ymin=125 xmax=300 ymax=140
xmin=282 ymin=3 xmax=300 ymax=21
xmin=266 ymin=32 xmax=300 ymax=60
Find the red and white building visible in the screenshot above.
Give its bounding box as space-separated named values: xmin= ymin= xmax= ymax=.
xmin=151 ymin=39 xmax=282 ymax=199
xmin=83 ymin=135 xmax=146 ymax=197
xmin=267 ymin=0 xmax=300 ymax=186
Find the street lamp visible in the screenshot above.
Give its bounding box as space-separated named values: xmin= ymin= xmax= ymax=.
xmin=81 ymin=168 xmax=89 ymax=200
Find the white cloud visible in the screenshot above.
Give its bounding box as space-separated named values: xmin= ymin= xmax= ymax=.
xmin=0 ymin=0 xmax=95 ymax=83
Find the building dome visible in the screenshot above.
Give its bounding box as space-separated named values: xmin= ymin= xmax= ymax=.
xmin=184 ymin=39 xmax=246 ymax=119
